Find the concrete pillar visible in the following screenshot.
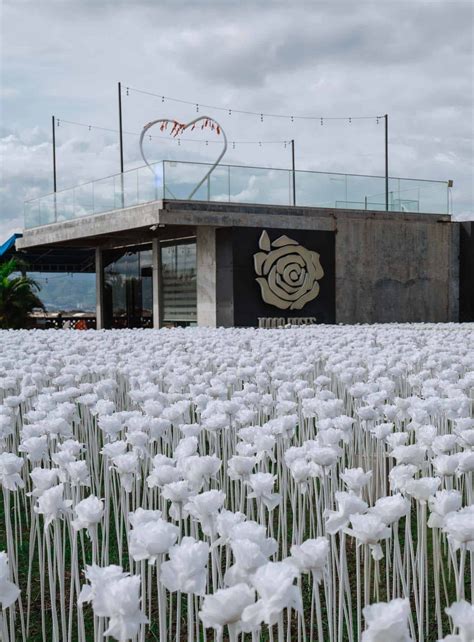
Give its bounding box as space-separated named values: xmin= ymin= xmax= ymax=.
xmin=152 ymin=238 xmax=163 ymax=329
xmin=448 ymin=222 xmax=460 ymax=321
xmin=95 ymin=247 xmax=104 ymax=330
xmin=196 ymin=227 xmax=217 ymax=327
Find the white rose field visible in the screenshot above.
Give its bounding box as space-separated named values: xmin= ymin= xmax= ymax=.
xmin=0 ymin=324 xmax=473 ymax=642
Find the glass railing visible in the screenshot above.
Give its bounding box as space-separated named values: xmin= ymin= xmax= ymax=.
xmin=24 ymin=160 xmax=450 ymax=228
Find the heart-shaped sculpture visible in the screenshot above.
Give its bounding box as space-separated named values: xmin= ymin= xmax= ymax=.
xmin=139 ymin=116 xmax=227 ymax=200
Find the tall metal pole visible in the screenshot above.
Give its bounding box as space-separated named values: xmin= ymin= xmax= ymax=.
xmin=118 ymin=82 xmax=124 ymax=173
xmin=291 ymin=139 xmax=296 ymax=206
xmin=384 ymin=114 xmax=389 ymax=212
xmin=52 ymin=115 xmax=58 ymax=222
xmin=118 ymin=82 xmax=124 ymax=207
xmin=52 ymin=115 xmax=57 ymax=192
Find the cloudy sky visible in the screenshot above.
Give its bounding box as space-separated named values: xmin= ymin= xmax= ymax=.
xmin=1 ymin=0 xmax=473 ymax=240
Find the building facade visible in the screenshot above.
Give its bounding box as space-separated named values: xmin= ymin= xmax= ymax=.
xmin=17 ymin=196 xmax=461 ymax=328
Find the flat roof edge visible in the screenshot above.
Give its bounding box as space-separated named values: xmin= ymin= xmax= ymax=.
xmin=18 ymin=199 xmax=453 ymax=250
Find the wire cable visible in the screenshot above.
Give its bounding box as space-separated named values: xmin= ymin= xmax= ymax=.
xmin=56 ymin=118 xmax=290 ymax=146
xmin=125 ymin=85 xmax=383 ymax=123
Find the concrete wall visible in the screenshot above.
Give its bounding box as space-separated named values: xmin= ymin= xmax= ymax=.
xmin=335 ymin=214 xmax=459 ymax=323
xmin=195 ymin=216 xmax=459 ymax=326
xmin=460 ymin=222 xmax=474 ymax=322
xmin=196 ymin=227 xmax=217 ymax=327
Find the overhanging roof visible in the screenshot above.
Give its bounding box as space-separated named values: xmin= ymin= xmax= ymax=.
xmin=0 ymin=233 xmax=95 ymax=273
xmin=0 ymin=233 xmax=22 ymax=257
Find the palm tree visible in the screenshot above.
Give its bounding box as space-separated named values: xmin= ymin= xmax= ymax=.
xmin=0 ymin=258 xmax=44 ymax=329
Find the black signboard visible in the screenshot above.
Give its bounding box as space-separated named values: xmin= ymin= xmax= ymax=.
xmin=216 ymin=227 xmax=335 ymax=327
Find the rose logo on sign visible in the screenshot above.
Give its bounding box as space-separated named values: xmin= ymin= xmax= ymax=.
xmin=253 ymin=230 xmax=324 ymax=310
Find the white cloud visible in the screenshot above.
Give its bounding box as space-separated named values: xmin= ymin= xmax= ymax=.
xmin=1 ymin=0 xmax=473 ymax=239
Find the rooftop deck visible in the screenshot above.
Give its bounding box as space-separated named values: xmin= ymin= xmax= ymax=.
xmin=24 ymin=160 xmax=451 ymax=229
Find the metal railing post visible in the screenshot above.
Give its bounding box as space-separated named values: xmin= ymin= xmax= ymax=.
xmin=385 ymin=114 xmax=389 ymax=212
xmin=52 ymin=115 xmax=57 ymax=222
xmin=291 ymin=139 xmax=296 ymax=206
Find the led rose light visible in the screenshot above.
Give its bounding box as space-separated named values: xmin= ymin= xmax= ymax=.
xmin=324 ymin=491 xmax=368 ymax=535
xmin=290 ymin=536 xmax=329 ymax=582
xmin=184 ymin=489 xmax=226 ymax=537
xmin=34 ymin=483 xmax=72 ymax=528
xmin=427 ymin=490 xmax=463 ymax=529
xmin=370 ymin=493 xmax=410 ymax=525
xmin=444 ymin=600 xmax=474 ymax=642
xmin=28 ymin=467 xmax=58 ymax=497
xmin=199 ymin=583 xmax=255 ymax=639
xmin=361 ymin=598 xmax=412 ymax=641
xmin=160 ymin=536 xmax=209 ymax=595
xmin=128 ymin=518 xmax=179 ymax=564
xmin=345 ymin=513 xmax=391 ymax=560
xmin=246 ymin=472 xmax=281 ymax=511
xmin=71 ymin=495 xmax=104 ymax=532
xmin=241 ymin=561 xmax=302 ymax=630
xmin=0 ymin=453 xmax=25 ymax=491
xmin=0 ymin=551 xmax=20 ymax=608
xmin=340 ymin=467 xmax=373 ymax=495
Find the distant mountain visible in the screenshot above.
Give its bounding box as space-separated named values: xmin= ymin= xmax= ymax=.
xmin=31 ymin=272 xmax=95 ymax=312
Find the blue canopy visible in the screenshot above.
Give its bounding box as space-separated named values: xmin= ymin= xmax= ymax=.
xmin=0 ymin=233 xmax=22 ymax=258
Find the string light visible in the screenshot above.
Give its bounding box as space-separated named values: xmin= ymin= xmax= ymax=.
xmin=125 ymin=84 xmax=383 ymax=123
xmin=55 ymin=117 xmax=290 ymax=147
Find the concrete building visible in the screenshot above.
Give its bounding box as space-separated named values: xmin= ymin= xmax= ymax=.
xmin=15 ymin=160 xmax=466 ymax=328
